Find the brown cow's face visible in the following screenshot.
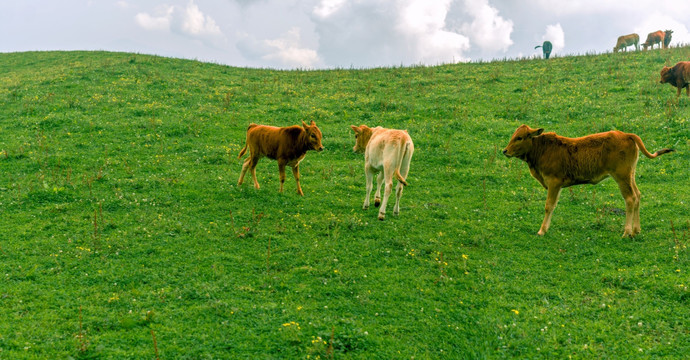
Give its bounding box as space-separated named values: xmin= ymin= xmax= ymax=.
xmin=503 ymin=124 xmax=544 ymax=158
xmin=660 ymin=66 xmax=673 ymax=84
xmin=350 ymin=125 xmax=373 ymax=153
xmin=303 ymin=120 xmax=324 ymax=152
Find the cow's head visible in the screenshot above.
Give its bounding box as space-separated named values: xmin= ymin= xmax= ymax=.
xmin=302 ymin=120 xmax=324 ymax=152
xmin=660 ymin=66 xmax=674 ymax=84
xmin=350 ymin=125 xmax=373 ymax=153
xmin=503 ymin=124 xmax=543 ymax=158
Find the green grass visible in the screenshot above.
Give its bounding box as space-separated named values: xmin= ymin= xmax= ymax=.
xmin=0 ymin=49 xmax=689 ymax=359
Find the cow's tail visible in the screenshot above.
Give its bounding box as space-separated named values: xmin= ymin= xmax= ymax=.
xmin=238 ymin=123 xmax=259 ymax=159
xmin=630 ymin=134 xmax=675 ymax=159
xmin=394 ymin=140 xmax=411 ymax=186
xmin=534 ymin=45 xmax=542 ymax=49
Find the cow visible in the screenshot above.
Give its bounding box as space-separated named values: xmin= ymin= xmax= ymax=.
xmin=535 ymin=41 xmax=553 ymax=59
xmin=503 ymin=125 xmax=674 ymax=237
xmin=350 ymin=125 xmax=414 ymax=220
xmin=660 ymin=61 xmax=690 ymax=97
xmin=613 ymin=33 xmax=639 ymax=53
xmin=642 ymin=30 xmax=665 ymax=50
xmin=237 ymin=121 xmax=324 ymax=196
xmin=664 ymin=29 xmax=674 ymax=49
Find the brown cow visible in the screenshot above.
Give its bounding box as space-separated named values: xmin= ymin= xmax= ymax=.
xmin=237 ymin=121 xmax=324 ymax=196
xmin=350 ymin=125 xmax=414 ymax=220
xmin=660 ymin=61 xmax=690 ymax=97
xmin=503 ymin=125 xmax=674 ymax=237
xmin=642 ymin=30 xmax=665 ymax=50
xmin=613 ymin=33 xmax=639 ymax=52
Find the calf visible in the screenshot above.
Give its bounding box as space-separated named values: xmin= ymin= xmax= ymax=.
xmin=350 ymin=125 xmax=414 ymax=220
xmin=503 ymin=125 xmax=674 ymax=237
xmin=660 ymin=61 xmax=690 ymax=97
xmin=237 ymin=121 xmax=324 ymax=196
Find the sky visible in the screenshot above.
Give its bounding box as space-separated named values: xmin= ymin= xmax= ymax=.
xmin=2 ymin=0 xmax=690 ymax=69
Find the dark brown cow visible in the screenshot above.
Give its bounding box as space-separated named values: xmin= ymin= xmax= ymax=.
xmin=503 ymin=125 xmax=674 ymax=237
xmin=642 ymin=30 xmax=665 ymax=50
xmin=613 ymin=33 xmax=639 ymax=52
xmin=660 ymin=61 xmax=690 ymax=97
xmin=664 ymin=30 xmax=673 ymax=48
xmin=237 ymin=121 xmax=324 ymax=196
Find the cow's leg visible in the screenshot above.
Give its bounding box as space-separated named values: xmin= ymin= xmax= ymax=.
xmin=374 ymin=172 xmax=384 ymax=207
xmin=631 ymin=175 xmax=641 ymax=235
xmin=291 ymin=165 xmax=304 ymax=196
xmin=238 ymin=157 xmax=251 ymax=186
xmin=686 ymin=86 xmax=689 ymax=97
xmin=538 ymin=184 xmax=562 ymax=236
xmin=393 ymin=183 xmax=403 ymax=216
xmin=614 ymin=175 xmax=637 ymax=237
xmin=363 ymin=165 xmax=374 ymax=210
xmin=378 ymin=167 xmax=395 ymax=221
xmin=393 ymin=154 xmax=412 ymax=216
xmin=278 ymin=161 xmax=287 ymax=193
xmin=247 ymin=155 xmax=261 ymax=189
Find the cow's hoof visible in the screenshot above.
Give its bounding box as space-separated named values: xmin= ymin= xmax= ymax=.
xmin=393 ymin=211 xmax=399 ymax=216
xmin=374 ymin=199 xmax=381 ymax=207
xmin=537 ymin=230 xmax=545 ymax=236
xmin=378 ymin=214 xmax=385 ymax=221
xmin=363 ymin=205 xmax=369 ymax=210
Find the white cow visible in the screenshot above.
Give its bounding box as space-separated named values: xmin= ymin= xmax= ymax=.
xmin=350 ymin=125 xmax=414 ymax=220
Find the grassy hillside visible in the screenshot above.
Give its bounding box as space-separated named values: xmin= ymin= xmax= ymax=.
xmin=0 ymin=49 xmax=688 ymax=359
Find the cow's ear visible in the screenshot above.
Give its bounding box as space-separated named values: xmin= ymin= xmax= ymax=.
xmin=350 ymin=125 xmax=360 ymax=133
xmin=534 ymin=128 xmax=544 ymax=136
xmin=302 ymin=121 xmax=308 ymax=130
xmin=310 ymin=120 xmax=316 ymax=126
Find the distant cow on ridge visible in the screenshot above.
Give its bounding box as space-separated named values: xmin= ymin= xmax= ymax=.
xmin=663 ymin=30 xmax=674 ymax=48
xmin=660 ymin=61 xmax=690 ymax=97
xmin=614 ymin=33 xmax=639 ymax=52
xmin=642 ymin=30 xmax=668 ymax=50
xmin=535 ymin=41 xmax=553 ymax=59
xmin=237 ymin=121 xmax=324 ymax=196
xmin=503 ymin=125 xmax=674 ymax=237
xmin=350 ymin=125 xmax=414 ymax=220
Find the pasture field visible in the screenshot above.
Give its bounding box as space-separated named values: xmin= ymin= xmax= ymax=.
xmin=0 ymin=49 xmax=689 ymax=359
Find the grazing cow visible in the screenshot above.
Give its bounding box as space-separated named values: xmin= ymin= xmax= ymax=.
xmin=350 ymin=125 xmax=414 ymax=220
xmin=664 ymin=30 xmax=674 ymax=49
xmin=642 ymin=30 xmax=665 ymax=50
xmin=660 ymin=61 xmax=690 ymax=97
xmin=503 ymin=125 xmax=674 ymax=237
xmin=535 ymin=41 xmax=553 ymax=59
xmin=237 ymin=121 xmax=324 ymax=196
xmin=613 ymin=33 xmax=639 ymax=52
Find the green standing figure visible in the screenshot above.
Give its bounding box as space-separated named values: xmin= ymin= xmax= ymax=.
xmin=535 ymin=41 xmax=553 ymax=59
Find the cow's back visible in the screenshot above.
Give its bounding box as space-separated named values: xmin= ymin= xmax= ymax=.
xmin=676 ymin=62 xmax=690 ymax=83
xmin=365 ymin=128 xmax=412 ymax=169
xmin=532 ymin=131 xmax=637 ymax=186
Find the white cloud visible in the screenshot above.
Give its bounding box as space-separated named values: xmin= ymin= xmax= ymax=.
xmin=314 ymin=0 xmax=347 ymax=19
xmin=136 ymin=1 xmax=221 ymax=37
xmin=263 ymin=27 xmax=321 ymax=68
xmin=460 ymin=0 xmax=513 ymax=53
xmin=311 ymin=0 xmax=470 ymax=67
xmin=173 ymin=1 xmax=221 ymax=36
xmin=542 ymin=23 xmax=565 ymax=55
xmin=135 ymin=7 xmax=173 ymax=31
xmin=237 ymin=27 xmax=321 ymax=69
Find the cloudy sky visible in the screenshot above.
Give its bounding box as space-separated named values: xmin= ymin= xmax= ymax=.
xmin=2 ymin=0 xmax=690 ymax=69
